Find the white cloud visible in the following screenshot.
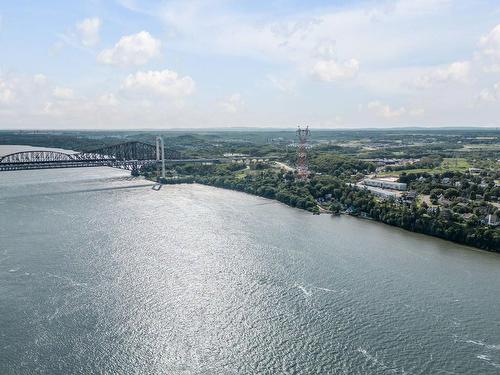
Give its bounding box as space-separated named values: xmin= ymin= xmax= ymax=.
xmin=76 ymin=17 xmax=101 ymax=47
xmin=42 ymin=102 xmax=57 ymax=115
xmin=266 ymin=75 xmax=296 ymax=93
xmin=408 ymin=108 xmax=425 ymax=116
xmin=122 ymin=70 xmax=195 ymax=98
xmin=368 ymin=101 xmax=406 ymax=119
xmin=0 ymin=73 xmax=54 ymax=107
xmin=0 ymin=79 xmax=15 ymax=104
xmin=314 ymin=41 xmax=337 ymax=59
xmin=52 ymin=87 xmax=74 ymax=100
xmin=98 ymin=93 xmax=119 ymax=106
xmin=218 ymin=93 xmax=244 ymax=113
xmin=478 ymin=89 xmax=495 ymax=102
xmin=312 ymin=58 xmax=359 ymax=82
xmin=393 ymin=0 xmax=452 ymax=16
xmin=367 ymin=100 xmax=424 ymax=119
xmin=478 ymin=24 xmax=500 ymax=72
xmin=97 ymin=31 xmax=161 ymax=66
xmin=33 ymin=74 xmax=47 ymax=85
xmin=151 ymin=0 xmax=460 ymax=70
xmin=116 ymin=0 xmax=142 ymax=13
xmin=43 ymin=92 xmax=119 ymax=118
xmin=436 ymin=61 xmax=471 ymax=82
xmin=0 ymin=70 xmax=200 ymax=128
xmin=480 ymin=24 xmax=500 ymax=56
xmin=55 ymin=17 xmax=101 ymax=51
xmin=413 ymin=61 xmax=471 ymax=88
xmin=4 ymin=1 xmax=500 ymax=129
xmin=477 ymin=82 xmax=500 ymax=102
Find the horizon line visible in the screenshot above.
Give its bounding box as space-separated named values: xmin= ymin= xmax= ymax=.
xmin=1 ymin=125 xmax=499 ymax=132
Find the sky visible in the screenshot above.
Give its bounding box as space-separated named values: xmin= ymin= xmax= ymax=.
xmin=0 ymin=0 xmax=500 ymax=129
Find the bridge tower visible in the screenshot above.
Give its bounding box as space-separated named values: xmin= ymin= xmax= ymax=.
xmin=296 ymin=125 xmax=311 ymax=180
xmin=155 ymin=136 xmax=166 ymax=180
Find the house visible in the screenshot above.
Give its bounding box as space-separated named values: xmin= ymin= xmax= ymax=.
xmin=469 ymin=168 xmax=482 ymax=174
xmin=440 ymin=208 xmax=453 ymax=219
xmin=461 ymin=213 xmax=474 ymax=221
xmin=438 ymin=195 xmax=452 ymax=207
xmin=441 ymin=177 xmax=451 ymax=185
xmin=406 ymin=191 xmax=418 ymax=200
xmin=427 ymin=207 xmax=439 ymax=214
xmin=401 ymin=191 xmax=418 ymax=204
xmin=485 ymin=214 xmax=499 ymax=226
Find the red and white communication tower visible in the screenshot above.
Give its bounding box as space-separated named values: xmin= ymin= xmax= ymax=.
xmin=296 ymin=125 xmax=311 ymax=180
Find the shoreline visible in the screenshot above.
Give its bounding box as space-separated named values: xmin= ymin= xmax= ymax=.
xmin=151 ymin=178 xmax=499 ymax=253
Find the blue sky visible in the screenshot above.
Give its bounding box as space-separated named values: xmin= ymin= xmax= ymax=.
xmin=1 ymin=0 xmax=500 ymax=129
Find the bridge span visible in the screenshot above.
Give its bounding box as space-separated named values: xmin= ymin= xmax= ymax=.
xmin=0 ymin=141 xmax=276 ymax=172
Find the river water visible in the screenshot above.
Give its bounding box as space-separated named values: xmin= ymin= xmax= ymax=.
xmin=0 ymin=167 xmax=499 ymax=374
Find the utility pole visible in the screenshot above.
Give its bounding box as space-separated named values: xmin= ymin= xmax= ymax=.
xmin=296 ymin=125 xmax=311 ymax=180
xmin=155 ymin=136 xmax=165 ymax=180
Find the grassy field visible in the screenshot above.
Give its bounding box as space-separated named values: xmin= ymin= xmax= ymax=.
xmin=461 ymin=144 xmax=500 ymax=151
xmin=440 ymin=158 xmax=470 ymax=170
xmin=380 ymin=158 xmax=471 ymax=176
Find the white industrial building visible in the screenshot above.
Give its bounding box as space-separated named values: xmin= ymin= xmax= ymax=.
xmin=363 ymin=178 xmax=407 ymax=191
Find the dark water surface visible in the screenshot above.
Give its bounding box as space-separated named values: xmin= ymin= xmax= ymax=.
xmin=1 ymin=168 xmax=499 ymax=374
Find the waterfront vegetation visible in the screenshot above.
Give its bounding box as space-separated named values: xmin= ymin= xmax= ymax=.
xmin=2 ymin=128 xmax=499 ymax=251
xmin=148 ymin=162 xmax=499 ymax=251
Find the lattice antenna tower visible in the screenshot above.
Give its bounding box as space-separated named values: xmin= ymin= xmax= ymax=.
xmin=296 ymin=125 xmax=311 ymax=180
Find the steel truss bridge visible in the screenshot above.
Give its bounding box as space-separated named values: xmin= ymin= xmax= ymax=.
xmin=0 ymin=142 xmax=174 ymax=172
xmin=0 ymin=141 xmax=274 ymax=172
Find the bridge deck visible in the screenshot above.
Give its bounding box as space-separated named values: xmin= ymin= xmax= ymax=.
xmin=0 ymin=141 xmax=277 ymax=171
xmin=0 ymin=156 xmax=277 ymax=171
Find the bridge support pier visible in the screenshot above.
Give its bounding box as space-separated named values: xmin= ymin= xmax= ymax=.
xmin=155 ymin=136 xmax=166 ymax=181
xmin=131 ymin=163 xmax=140 ymax=176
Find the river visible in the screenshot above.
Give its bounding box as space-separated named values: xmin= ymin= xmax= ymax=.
xmin=0 ymin=167 xmax=499 ymax=374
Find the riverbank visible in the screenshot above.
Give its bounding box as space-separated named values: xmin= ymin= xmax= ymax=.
xmin=149 ymin=175 xmax=499 ymax=252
